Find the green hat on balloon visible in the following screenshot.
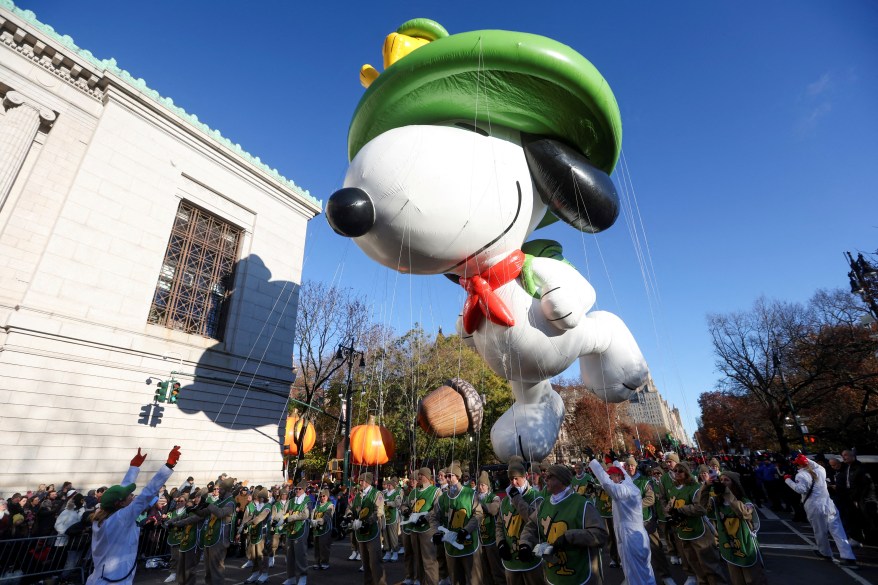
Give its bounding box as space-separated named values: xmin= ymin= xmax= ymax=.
xmin=350 ymin=18 xmax=622 ymax=175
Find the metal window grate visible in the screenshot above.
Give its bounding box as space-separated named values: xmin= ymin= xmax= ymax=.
xmin=148 ymin=201 xmax=241 ymax=339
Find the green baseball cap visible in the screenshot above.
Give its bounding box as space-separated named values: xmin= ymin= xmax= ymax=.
xmin=100 ymin=483 xmax=136 ymax=510
xmin=348 ymin=19 xmax=622 ymax=175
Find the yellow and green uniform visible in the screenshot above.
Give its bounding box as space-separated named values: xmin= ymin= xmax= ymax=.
xmin=498 ymin=488 xmax=542 ymax=572
xmin=168 ymin=507 xmax=199 ymax=552
xmin=244 ymin=502 xmax=271 ymax=544
xmin=534 ymin=492 xmax=594 ymax=585
xmin=571 ymin=473 xmax=597 ymax=502
xmin=632 ymin=475 xmax=653 ymax=522
xmin=200 ymin=496 xmax=236 ymax=548
xmin=668 ymin=483 xmax=705 ymax=540
xmin=437 ymin=486 xmax=479 ymax=557
xmin=284 ymin=497 xmax=309 ymax=541
xmin=408 ymin=485 xmax=439 ymax=534
xmin=352 ymin=487 xmax=381 ymax=542
xmin=477 ymin=493 xmax=498 ymax=547
xmin=712 ymin=498 xmax=759 ymax=567
xmin=384 ymin=488 xmax=402 ymax=524
xmin=312 ymin=501 xmax=333 ymax=537
xmin=595 ymin=485 xmax=613 ymax=519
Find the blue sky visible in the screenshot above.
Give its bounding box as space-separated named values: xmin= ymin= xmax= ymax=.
xmin=15 ymin=1 xmax=878 ymax=441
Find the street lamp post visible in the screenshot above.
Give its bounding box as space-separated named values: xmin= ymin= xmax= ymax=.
xmin=336 ymin=340 xmax=365 ymax=488
xmin=772 ymin=349 xmax=807 ymax=454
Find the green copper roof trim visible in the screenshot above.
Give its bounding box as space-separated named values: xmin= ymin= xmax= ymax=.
xmin=1 ymin=0 xmax=320 ymax=210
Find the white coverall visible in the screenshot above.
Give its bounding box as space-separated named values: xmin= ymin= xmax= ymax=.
xmin=785 ymin=459 xmax=855 ymax=561
xmin=590 ymin=460 xmax=656 ymax=585
xmin=86 ymin=464 xmax=174 ymax=585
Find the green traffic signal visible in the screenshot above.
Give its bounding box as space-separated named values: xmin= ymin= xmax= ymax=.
xmin=154 ymin=380 xmax=169 ymax=403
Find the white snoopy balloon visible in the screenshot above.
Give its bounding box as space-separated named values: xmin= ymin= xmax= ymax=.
xmin=327 ymin=19 xmax=649 ymax=462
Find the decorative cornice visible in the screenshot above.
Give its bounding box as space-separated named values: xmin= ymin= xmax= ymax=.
xmin=0 ymin=0 xmax=321 ymax=210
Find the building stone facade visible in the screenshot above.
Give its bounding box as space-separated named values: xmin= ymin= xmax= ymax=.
xmin=0 ymin=2 xmax=321 ymax=491
xmin=617 ymin=376 xmax=689 ymax=445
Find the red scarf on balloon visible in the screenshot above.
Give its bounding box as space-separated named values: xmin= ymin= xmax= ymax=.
xmin=459 ymin=250 xmax=524 ymax=334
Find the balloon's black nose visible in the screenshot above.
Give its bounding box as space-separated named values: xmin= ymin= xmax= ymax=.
xmin=326 ymin=187 xmax=375 ymax=237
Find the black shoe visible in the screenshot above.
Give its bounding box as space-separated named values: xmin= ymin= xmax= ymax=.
xmin=838 ymin=559 xmax=859 ymax=570
xmin=813 ymin=550 xmax=833 ymax=561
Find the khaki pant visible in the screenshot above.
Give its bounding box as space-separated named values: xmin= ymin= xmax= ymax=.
xmin=286 ymin=535 xmax=308 ymax=580
xmin=505 ymin=566 xmax=544 ymax=585
xmin=436 ymin=541 xmax=448 ymax=580
xmin=413 ymin=529 xmax=439 ymax=585
xmin=446 ymin=550 xmax=481 ymax=585
xmin=680 ymin=531 xmax=729 ymax=585
xmin=246 ymin=539 xmax=268 ymax=576
xmin=402 ymin=531 xmax=416 ymax=580
xmin=727 ymin=561 xmax=768 ymax=585
xmin=176 ymin=547 xmax=198 ymax=585
xmin=203 ymin=543 xmax=229 ymax=585
xmin=383 ymin=520 xmax=400 ymax=553
xmin=479 ymin=544 xmax=505 ymax=585
xmin=649 ymin=530 xmax=673 ymax=579
xmin=358 ymin=536 xmax=387 ymax=585
xmin=268 ymin=533 xmax=281 ymax=558
xmin=314 ymin=530 xmax=332 ymax=566
xmin=604 ymin=517 xmax=620 ymax=563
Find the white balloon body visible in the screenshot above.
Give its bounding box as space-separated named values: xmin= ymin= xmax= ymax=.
xmin=342 ymin=124 xmax=649 ymax=461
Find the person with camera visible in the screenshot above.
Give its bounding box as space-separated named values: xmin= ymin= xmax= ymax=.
xmin=86 ymin=446 xmax=180 ymax=585
xmin=784 ymin=453 xmax=858 ymax=569
xmin=698 ymin=471 xmax=766 ymax=585
xmin=432 ymin=463 xmax=483 ymax=585
xmin=282 ymin=480 xmax=312 ymax=585
xmin=495 ymin=456 xmax=544 ymax=585
xmin=349 ymin=472 xmax=387 ymax=585
xmin=590 ymin=459 xmax=656 ymax=585
xmin=520 ymin=463 xmax=608 ymax=585
xmin=665 ymin=462 xmax=727 ymax=585
xmin=311 ymin=488 xmax=334 ymax=570
xmin=403 ymin=467 xmax=441 ymax=585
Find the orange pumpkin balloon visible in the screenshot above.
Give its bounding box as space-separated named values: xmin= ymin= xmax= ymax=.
xmin=283 ymin=411 xmax=316 ymax=456
xmin=350 ymin=415 xmax=395 ymax=465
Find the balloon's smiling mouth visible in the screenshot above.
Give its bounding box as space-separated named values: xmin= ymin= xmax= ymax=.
xmin=440 ymin=181 xmax=523 ymax=275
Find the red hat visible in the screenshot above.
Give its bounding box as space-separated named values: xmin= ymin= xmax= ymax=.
xmin=793 ymin=454 xmax=810 ymax=467
xmin=607 ymin=465 xmax=625 ymax=477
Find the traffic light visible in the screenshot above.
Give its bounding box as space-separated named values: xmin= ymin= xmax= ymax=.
xmin=804 ymin=434 xmax=817 ymax=444
xmin=154 ymin=380 xmax=168 ymax=403
xmin=168 ymin=380 xmax=181 ymax=404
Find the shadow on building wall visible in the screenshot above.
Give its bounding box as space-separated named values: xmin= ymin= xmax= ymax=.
xmin=143 ymin=254 xmax=297 ymax=448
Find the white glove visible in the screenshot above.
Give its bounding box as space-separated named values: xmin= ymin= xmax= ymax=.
xmin=352 ymin=519 xmax=362 ymax=530
xmin=534 ymin=542 xmax=554 ymax=557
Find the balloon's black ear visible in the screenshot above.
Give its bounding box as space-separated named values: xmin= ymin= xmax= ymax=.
xmin=522 ymin=134 xmax=620 ymax=233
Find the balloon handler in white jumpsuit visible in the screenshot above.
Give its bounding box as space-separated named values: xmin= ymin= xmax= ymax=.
xmin=589 ymin=459 xmax=657 ymax=585
xmin=784 ymin=453 xmax=859 ymax=569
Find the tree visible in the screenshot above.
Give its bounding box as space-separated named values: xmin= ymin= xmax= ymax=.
xmin=707 ymin=291 xmax=878 ymax=454
xmin=289 ymin=281 xmax=372 ymax=476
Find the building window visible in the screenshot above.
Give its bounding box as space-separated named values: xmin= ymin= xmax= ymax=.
xmin=148 ymin=201 xmax=242 ymax=339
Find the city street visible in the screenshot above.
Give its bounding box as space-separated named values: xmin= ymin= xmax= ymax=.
xmin=132 ymin=508 xmax=877 ymax=585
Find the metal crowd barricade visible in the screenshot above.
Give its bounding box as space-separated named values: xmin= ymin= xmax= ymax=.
xmin=0 ymin=525 xmax=172 ymax=585
xmin=0 ymin=533 xmax=91 ymax=585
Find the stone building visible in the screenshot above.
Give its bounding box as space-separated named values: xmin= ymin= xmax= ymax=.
xmin=0 ymin=2 xmax=321 ymax=491
xmin=617 ymin=376 xmax=689 ymax=445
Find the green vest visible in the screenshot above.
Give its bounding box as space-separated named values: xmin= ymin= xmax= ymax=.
xmin=595 ymin=485 xmax=613 ymax=518
xmin=313 ymin=501 xmax=334 ymax=537
xmin=632 ymin=475 xmax=653 ymax=522
xmin=200 ymin=496 xmax=236 ymax=548
xmin=438 ymin=485 xmax=479 ymax=557
xmin=270 ymin=499 xmax=287 ymax=534
xmin=244 ymin=502 xmax=271 ymax=544
xmin=409 ymin=485 xmax=439 ymax=534
xmin=166 ymin=507 xmax=187 ymax=546
xmin=536 ymin=492 xmax=593 ymax=585
xmin=284 ymin=498 xmax=309 ymax=541
xmin=713 ymin=498 xmax=759 ymax=567
xmin=384 ymin=488 xmax=401 ymax=525
xmin=499 ymin=488 xmax=542 ymax=572
xmin=478 ymin=493 xmax=497 ymax=547
xmin=353 ymin=488 xmax=381 ymax=542
xmin=571 ymin=474 xmax=597 ymax=501
xmin=668 ymin=483 xmax=705 ymax=540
